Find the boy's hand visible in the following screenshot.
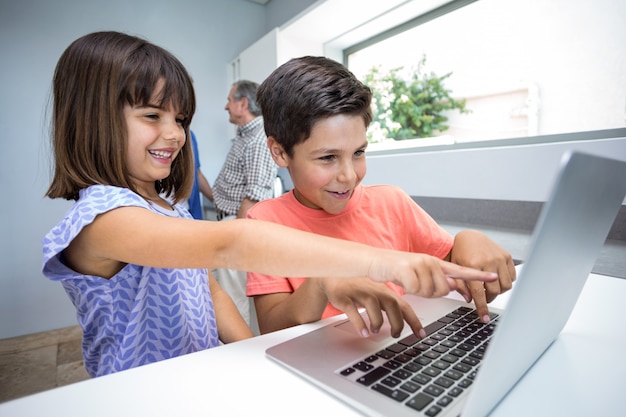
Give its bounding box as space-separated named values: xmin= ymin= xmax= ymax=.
xmin=319 ymin=278 xmax=425 ymax=339
xmin=359 ymin=250 xmax=499 ymax=338
xmin=448 ymin=230 xmax=517 ymax=322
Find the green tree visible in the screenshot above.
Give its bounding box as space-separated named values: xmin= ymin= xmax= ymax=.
xmin=363 ymin=56 xmax=469 ymax=142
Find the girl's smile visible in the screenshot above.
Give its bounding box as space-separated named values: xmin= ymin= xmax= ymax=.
xmin=147 ymin=148 xmax=175 ymax=162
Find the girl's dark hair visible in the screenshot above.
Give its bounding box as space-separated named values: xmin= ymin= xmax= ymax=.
xmin=256 ymin=56 xmax=372 ymax=156
xmin=46 ymin=31 xmax=196 ymax=202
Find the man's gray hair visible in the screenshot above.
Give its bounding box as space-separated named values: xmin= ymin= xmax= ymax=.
xmin=232 ymin=80 xmax=261 ymax=116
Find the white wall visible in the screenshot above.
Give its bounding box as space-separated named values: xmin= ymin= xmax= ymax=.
xmin=364 ymin=132 xmax=626 ymax=203
xmin=0 ymin=0 xmax=312 ymax=339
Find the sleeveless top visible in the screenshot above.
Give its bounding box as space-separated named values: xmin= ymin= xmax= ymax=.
xmin=42 ymin=185 xmax=219 ymax=377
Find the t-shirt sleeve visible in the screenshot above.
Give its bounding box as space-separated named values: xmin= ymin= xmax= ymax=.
xmin=245 ymin=201 xmax=296 ymax=296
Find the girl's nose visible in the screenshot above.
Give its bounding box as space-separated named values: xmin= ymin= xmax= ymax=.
xmin=163 ymin=119 xmax=185 ymax=145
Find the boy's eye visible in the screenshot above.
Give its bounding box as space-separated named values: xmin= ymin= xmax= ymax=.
xmin=354 ymin=149 xmax=365 ymax=157
xmin=319 ymin=154 xmax=336 ymax=161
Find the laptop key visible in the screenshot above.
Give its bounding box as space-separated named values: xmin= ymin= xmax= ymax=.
xmin=386 ymin=343 xmax=408 ymax=353
xmin=424 ymin=320 xmax=446 ymax=335
xmin=434 ymin=376 xmax=454 ymax=389
xmin=406 ymin=393 xmax=434 ymax=411
xmin=353 ymin=361 xmax=373 ymax=372
xmin=425 ymin=405 xmax=443 ymax=416
xmin=394 ymin=354 xmax=413 ymax=364
xmin=444 ymin=369 xmax=463 ymax=380
xmin=357 ymin=366 xmax=390 ymax=386
xmin=381 ymin=376 xmax=402 ymax=387
xmin=458 ymin=378 xmax=473 ymax=388
xmin=437 ymin=395 xmax=453 ymax=407
xmin=422 ymin=367 xmax=441 ymax=377
xmin=376 ymin=349 xmax=396 ymax=359
xmin=403 ymin=362 xmax=422 ymax=373
xmin=340 ymin=367 xmax=355 ymax=376
xmin=400 ymin=380 xmax=421 ymax=393
xmin=371 ymin=383 xmax=409 ymax=402
xmin=453 ymin=363 xmax=471 ymax=373
xmin=399 ymin=334 xmax=421 ymax=346
xmin=392 ymin=369 xmax=412 ymax=380
xmin=424 ymin=384 xmax=445 ymax=397
xmin=411 ymin=373 xmax=431 ymax=385
xmin=383 ymin=360 xmax=402 ymax=370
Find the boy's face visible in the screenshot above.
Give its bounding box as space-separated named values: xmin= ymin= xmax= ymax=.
xmin=270 ymin=114 xmax=368 ymax=215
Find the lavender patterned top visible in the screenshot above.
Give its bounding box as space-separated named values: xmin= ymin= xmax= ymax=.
xmin=43 ymin=185 xmax=219 ymax=377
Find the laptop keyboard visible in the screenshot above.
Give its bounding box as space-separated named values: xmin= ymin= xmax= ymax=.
xmin=338 ymin=307 xmax=499 ymax=416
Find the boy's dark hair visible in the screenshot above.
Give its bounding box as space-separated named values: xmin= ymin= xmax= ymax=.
xmin=46 ymin=31 xmax=195 ymax=202
xmin=232 ymin=80 xmax=261 ymax=116
xmin=257 ymin=56 xmax=372 ymax=156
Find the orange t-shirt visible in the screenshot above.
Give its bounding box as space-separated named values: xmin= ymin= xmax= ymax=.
xmin=246 ymin=184 xmax=454 ymax=318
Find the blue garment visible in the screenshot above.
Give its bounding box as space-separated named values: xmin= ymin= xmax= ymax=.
xmin=187 ymin=130 xmax=204 ymax=220
xmin=42 ymin=185 xmax=219 ymax=377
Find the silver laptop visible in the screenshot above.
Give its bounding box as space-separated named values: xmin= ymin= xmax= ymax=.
xmin=266 ymin=151 xmax=626 ymax=417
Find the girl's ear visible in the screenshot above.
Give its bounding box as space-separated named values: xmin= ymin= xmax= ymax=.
xmin=267 ymin=136 xmax=289 ymax=167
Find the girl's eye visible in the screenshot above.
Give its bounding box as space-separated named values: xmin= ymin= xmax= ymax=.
xmin=176 ymin=117 xmax=186 ymax=126
xmin=145 ymin=113 xmax=159 ymax=120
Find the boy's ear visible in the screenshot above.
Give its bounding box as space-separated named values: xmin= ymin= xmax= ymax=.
xmin=267 ymin=137 xmax=289 ymax=167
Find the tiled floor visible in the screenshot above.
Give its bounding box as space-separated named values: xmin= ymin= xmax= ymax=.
xmin=0 ymin=325 xmax=90 ymax=404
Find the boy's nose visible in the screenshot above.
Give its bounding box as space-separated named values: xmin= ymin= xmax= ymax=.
xmin=337 ymin=161 xmax=357 ymax=183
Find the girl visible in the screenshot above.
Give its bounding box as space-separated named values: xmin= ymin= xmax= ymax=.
xmin=43 ymin=31 xmax=497 ymax=377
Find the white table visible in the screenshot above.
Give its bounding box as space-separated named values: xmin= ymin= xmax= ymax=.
xmin=1 ymin=273 xmax=624 ymax=416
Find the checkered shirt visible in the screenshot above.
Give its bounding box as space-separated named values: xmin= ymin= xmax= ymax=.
xmin=213 ymin=117 xmax=277 ymax=215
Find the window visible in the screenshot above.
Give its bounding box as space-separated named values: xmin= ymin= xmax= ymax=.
xmin=345 ymin=0 xmax=626 ymax=148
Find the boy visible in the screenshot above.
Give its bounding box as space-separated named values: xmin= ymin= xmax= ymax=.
xmin=247 ymin=56 xmax=516 ymax=338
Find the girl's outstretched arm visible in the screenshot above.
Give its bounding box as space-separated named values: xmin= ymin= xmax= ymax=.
xmin=64 ymin=206 xmax=497 ymax=295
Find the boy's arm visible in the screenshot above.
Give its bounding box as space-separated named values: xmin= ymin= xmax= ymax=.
xmin=254 ymin=277 xmax=426 ymax=339
xmin=209 ymin=271 xmax=254 ymax=343
xmin=253 ymin=279 xmax=330 ymax=334
xmin=447 ymin=230 xmax=517 ymax=322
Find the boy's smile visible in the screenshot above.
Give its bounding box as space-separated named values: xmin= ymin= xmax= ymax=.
xmin=272 ymin=114 xmax=368 ymax=215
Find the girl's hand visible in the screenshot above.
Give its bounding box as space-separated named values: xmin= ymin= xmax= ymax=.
xmin=367 ymin=251 xmax=499 ymax=298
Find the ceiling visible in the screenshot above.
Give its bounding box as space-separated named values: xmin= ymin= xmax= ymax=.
xmin=245 ymin=0 xmax=271 ymax=5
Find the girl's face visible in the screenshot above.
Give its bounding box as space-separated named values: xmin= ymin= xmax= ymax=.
xmin=123 ymin=96 xmax=186 ymax=198
xmin=270 ymin=114 xmax=368 ymax=215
